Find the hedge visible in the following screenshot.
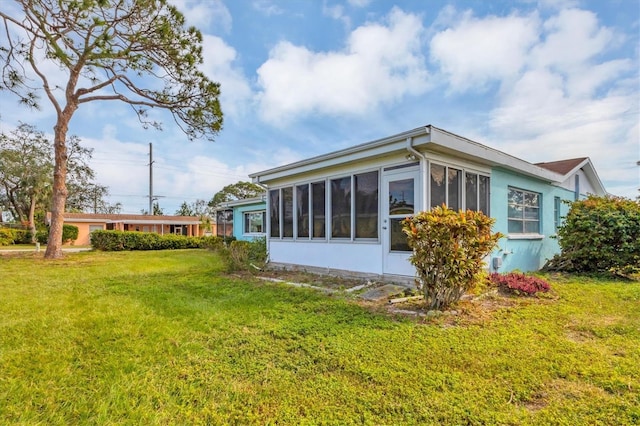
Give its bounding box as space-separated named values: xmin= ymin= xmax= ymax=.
xmin=90 ymin=230 xmax=234 ymax=251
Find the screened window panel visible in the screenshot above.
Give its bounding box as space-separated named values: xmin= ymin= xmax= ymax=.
xmin=311 ymin=181 xmax=326 ymax=238
xmin=331 ymin=177 xmax=351 ymax=238
xmin=479 ymin=175 xmax=490 ymax=215
xmin=355 ymin=171 xmax=378 ymax=239
xmin=466 ymin=173 xmax=478 ymax=211
xmin=282 ymin=187 xmax=293 ymax=238
xmin=448 ymin=168 xmax=462 ymax=211
xmin=430 ymin=163 xmax=446 ymax=208
xmin=296 ymin=184 xmax=309 ymax=238
xmin=269 ymin=190 xmax=279 ymax=238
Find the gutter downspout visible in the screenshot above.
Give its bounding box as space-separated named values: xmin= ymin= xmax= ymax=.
xmin=406 ymin=136 xmax=429 ymax=211
xmin=253 ymin=177 xmax=270 ymax=264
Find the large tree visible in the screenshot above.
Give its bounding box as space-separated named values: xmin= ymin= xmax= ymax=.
xmin=0 ymin=0 xmax=223 ymax=258
xmin=0 ymin=123 xmax=52 ymax=241
xmin=0 ymin=123 xmax=117 ymax=239
xmin=209 ymin=181 xmax=265 ymax=209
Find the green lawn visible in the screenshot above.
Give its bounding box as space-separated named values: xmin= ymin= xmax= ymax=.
xmin=1 ymin=250 xmax=638 ymax=425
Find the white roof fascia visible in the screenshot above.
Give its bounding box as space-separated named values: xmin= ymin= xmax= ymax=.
xmin=219 ymin=195 xmax=267 ymax=209
xmin=426 ymin=127 xmax=564 ymax=183
xmin=122 ymin=220 xmax=201 ymax=225
xmin=250 ymin=124 xmax=570 ymax=186
xmin=62 ymin=218 xmax=109 ymax=223
xmin=561 ymin=158 xmax=607 ymax=195
xmin=250 ymin=127 xmax=430 ymax=184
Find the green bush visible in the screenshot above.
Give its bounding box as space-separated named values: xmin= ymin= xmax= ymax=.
xmin=34 ymin=225 xmax=79 ymax=244
xmin=0 ymin=228 xmax=16 ymax=246
xmin=218 ymin=238 xmax=267 ymax=272
xmin=62 ymin=224 xmax=79 ymax=244
xmin=13 ymin=229 xmax=32 ymax=244
xmin=36 ymin=230 xmax=48 ymax=244
xmin=90 ymin=231 xmax=229 ymax=251
xmin=544 ymin=195 xmax=640 ymax=274
xmin=403 ymin=206 xmax=502 ymax=310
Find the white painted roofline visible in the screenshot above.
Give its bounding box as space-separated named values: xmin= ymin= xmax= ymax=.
xmin=250 ymin=125 xmax=567 ymax=184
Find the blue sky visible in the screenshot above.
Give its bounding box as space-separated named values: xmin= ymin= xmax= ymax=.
xmin=0 ymin=0 xmax=638 ymax=214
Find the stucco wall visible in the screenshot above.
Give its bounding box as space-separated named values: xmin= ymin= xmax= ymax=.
xmin=490 ymin=168 xmax=574 ymax=272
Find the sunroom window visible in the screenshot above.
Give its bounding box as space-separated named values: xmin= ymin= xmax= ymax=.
xmin=430 ymin=163 xmax=489 ymax=213
xmin=269 ymin=170 xmax=378 ymax=241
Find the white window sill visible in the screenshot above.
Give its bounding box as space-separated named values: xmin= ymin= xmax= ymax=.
xmin=507 ymin=233 xmax=544 ymax=240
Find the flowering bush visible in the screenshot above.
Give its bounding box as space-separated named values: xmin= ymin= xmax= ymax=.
xmin=490 ymin=272 xmax=550 ymax=296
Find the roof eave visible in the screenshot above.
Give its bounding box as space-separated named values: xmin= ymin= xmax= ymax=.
xmin=250 ymin=126 xmax=430 ymax=183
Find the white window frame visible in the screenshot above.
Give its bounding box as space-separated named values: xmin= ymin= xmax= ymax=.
xmin=507 ymin=187 xmax=542 ymax=238
xmin=243 ymin=210 xmax=266 ymax=236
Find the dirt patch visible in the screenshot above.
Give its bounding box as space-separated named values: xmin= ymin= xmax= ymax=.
xmin=237 ymin=268 xmax=374 ymax=291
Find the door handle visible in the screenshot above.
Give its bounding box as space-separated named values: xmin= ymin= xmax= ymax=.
xmin=382 ymin=226 xmax=387 ymax=230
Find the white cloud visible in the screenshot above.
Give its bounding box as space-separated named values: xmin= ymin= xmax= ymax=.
xmin=430 ymin=10 xmax=540 ymax=92
xmin=323 ymin=3 xmax=351 ymax=29
xmin=252 ymin=0 xmax=284 ymax=16
xmin=200 ymin=35 xmax=252 ymax=119
xmin=529 ymin=9 xmax=616 ymax=70
xmin=430 ymin=5 xmax=638 ymax=197
xmin=255 ymin=7 xmax=429 ymax=123
xmin=168 ymin=0 xmax=232 ymax=33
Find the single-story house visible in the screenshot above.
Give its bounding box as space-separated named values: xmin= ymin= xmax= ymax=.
xmin=48 ymin=212 xmax=203 ymax=245
xmin=249 ymin=125 xmax=606 ymax=281
xmin=216 ymin=196 xmax=267 ymax=241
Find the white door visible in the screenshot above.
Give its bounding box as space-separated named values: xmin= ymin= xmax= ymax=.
xmin=382 ymin=167 xmax=421 ymax=276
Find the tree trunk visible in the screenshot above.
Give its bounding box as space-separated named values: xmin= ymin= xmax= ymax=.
xmin=28 ymin=194 xmax=37 ymax=244
xmin=44 ymin=118 xmax=71 ymax=259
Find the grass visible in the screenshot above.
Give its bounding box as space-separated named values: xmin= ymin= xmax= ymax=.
xmin=1 ymin=250 xmax=638 ymax=425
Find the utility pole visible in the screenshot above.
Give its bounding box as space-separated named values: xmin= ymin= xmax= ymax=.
xmin=148 ymin=142 xmax=153 ymax=215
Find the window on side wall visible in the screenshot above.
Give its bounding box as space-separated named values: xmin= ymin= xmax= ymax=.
xmin=244 ymin=211 xmax=266 ymax=235
xmin=508 ymin=187 xmax=540 ymax=234
xmin=554 ymin=196 xmax=561 ymax=232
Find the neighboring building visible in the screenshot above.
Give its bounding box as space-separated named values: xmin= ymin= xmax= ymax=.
xmin=47 ymin=213 xmax=203 ymax=245
xmin=216 ymin=196 xmax=267 ymax=241
xmin=249 ymin=125 xmax=606 ymax=280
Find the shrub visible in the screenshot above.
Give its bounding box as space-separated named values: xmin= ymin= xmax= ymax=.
xmin=36 ymin=230 xmax=49 ymax=244
xmin=490 ymin=272 xmax=550 ymax=296
xmin=33 ymin=225 xmax=79 ymax=244
xmin=13 ymin=229 xmax=32 ymax=244
xmin=544 ymin=195 xmax=640 ymax=273
xmin=0 ymin=228 xmax=16 ymax=246
xmin=90 ymin=230 xmax=230 ymax=251
xmin=403 ymin=206 xmax=502 ymax=310
xmin=219 ymin=238 xmax=267 ymax=272
xmin=62 ymin=224 xmax=79 ymax=244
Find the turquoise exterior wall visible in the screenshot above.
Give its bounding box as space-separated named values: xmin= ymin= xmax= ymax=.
xmin=233 ymin=201 xmax=267 ymax=241
xmin=490 ymin=167 xmax=574 ymax=272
